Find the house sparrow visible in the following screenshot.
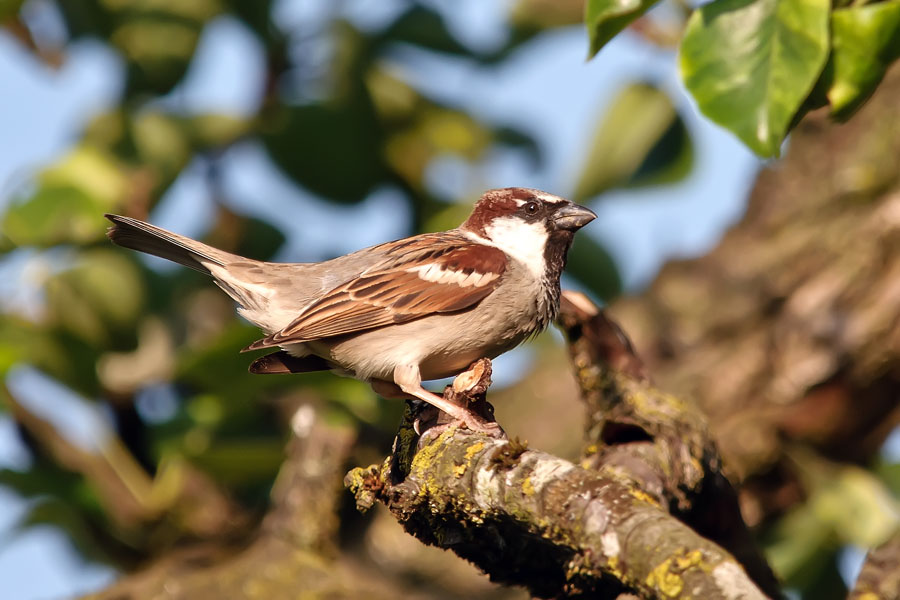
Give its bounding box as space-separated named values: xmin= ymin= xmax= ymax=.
xmin=105 ymin=188 xmax=596 ymax=432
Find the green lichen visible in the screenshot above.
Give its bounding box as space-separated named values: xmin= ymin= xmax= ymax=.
xmin=465 ymin=441 xmax=485 ymax=460
xmin=343 ymin=464 xmax=382 ymax=512
xmin=628 ymin=487 xmax=660 ymax=507
xmin=646 ymin=556 xmax=684 ymax=597
xmin=645 ymin=548 xmax=707 ymax=598
xmin=522 ymin=476 xmax=535 ymax=497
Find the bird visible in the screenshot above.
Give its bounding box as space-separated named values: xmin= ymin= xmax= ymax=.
xmin=105 ymin=188 xmax=596 ymax=432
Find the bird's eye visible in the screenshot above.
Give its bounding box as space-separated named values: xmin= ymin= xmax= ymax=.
xmin=523 ymin=201 xmax=540 ymax=215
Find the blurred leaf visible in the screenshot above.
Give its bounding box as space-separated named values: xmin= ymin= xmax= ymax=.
xmin=186 ymin=438 xmax=284 ymax=486
xmin=764 ymin=502 xmax=837 ymax=588
xmin=132 ymin=111 xmax=193 ymax=181
xmin=379 ymin=5 xmax=473 ymax=56
xmin=585 ymin=0 xmax=661 ymax=57
xmin=262 ymin=102 xmax=385 ymax=203
xmin=0 ymin=317 xmax=66 ymax=378
xmin=45 ymin=249 xmax=145 ymax=347
xmin=0 ymin=0 xmax=26 ymax=21
xmin=564 ymin=233 xmax=622 ymax=301
xmin=573 ymin=83 xmax=693 ymax=202
xmin=877 ymin=460 xmax=900 ymax=497
xmin=185 ymin=113 xmax=252 ymax=149
xmin=177 ymin=321 xmax=290 ymax=400
xmin=1 ymin=147 xmax=128 ymax=249
xmin=114 ymin=5 xmax=221 ymax=95
xmin=211 ymin=214 xmax=286 ymax=262
xmin=58 ymin=0 xmax=223 ymax=95
xmin=223 ymin=0 xmax=273 ymax=39
xmin=424 ymin=201 xmax=479 ymax=233
xmin=765 ymin=461 xmax=900 ymax=587
xmin=680 ymin=0 xmax=830 ymax=157
xmin=815 ymin=465 xmax=900 ymax=547
xmin=1 ymin=187 xmax=107 ymax=250
xmin=826 ymin=1 xmax=900 ymax=119
xmin=512 ymin=0 xmax=585 ymax=29
xmin=0 ymin=467 xmax=81 ymax=501
xmin=369 ymin=68 xmax=531 ymax=191
xmin=492 ymin=125 xmax=542 ymax=166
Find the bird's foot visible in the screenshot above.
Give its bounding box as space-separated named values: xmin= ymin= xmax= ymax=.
xmin=411 ymin=401 xmax=505 ymax=442
xmin=411 ymin=358 xmax=506 ymax=442
xmin=372 ymin=358 xmax=506 ymax=441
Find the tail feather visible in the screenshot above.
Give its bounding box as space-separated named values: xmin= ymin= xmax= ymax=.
xmin=104 ymin=214 xmax=232 ymax=273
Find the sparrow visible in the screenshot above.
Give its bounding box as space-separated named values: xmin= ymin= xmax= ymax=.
xmin=105 ymin=188 xmax=596 ymax=432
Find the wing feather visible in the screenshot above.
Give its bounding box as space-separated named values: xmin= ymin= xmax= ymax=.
xmin=243 ymin=235 xmax=507 ymax=351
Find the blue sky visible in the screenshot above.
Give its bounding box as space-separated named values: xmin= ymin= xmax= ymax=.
xmin=0 ymin=1 xmax=787 ymax=597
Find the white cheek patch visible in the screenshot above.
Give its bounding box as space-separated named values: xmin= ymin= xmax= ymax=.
xmin=407 ymin=263 xmax=499 ymax=288
xmin=482 ymin=217 xmax=549 ymax=278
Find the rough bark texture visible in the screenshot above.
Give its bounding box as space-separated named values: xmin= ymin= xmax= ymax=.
xmin=347 ymin=351 xmax=775 ymax=599
xmin=609 ymin=65 xmax=900 ymax=524
xmin=558 ymin=292 xmax=780 ymax=597
xmin=849 ymin=530 xmax=900 ymax=599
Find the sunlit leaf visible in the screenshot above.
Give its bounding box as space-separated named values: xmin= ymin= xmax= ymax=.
xmin=827 ymin=1 xmax=900 ymax=119
xmin=585 ymin=0 xmax=661 ymax=57
xmin=680 ymin=0 xmax=830 ymax=157
xmin=765 ymin=462 xmax=900 ymax=587
xmin=2 ymin=187 xmax=108 ymax=250
xmin=573 ymin=83 xmax=693 ymax=202
xmin=1 ymin=146 xmax=130 ymax=249
xmin=512 ymin=0 xmax=585 ymax=29
xmin=186 ymin=114 xmax=252 ymax=149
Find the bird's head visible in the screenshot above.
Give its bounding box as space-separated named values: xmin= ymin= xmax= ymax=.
xmin=461 ymin=188 xmax=596 ymax=278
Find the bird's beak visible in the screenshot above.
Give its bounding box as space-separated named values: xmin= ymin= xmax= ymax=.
xmin=552 ymin=203 xmax=597 ymax=231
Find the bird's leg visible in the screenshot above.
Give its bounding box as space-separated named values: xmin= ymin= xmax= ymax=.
xmin=391 ymin=364 xmax=502 ymax=436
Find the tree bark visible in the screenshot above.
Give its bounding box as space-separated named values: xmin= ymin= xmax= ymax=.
xmin=609 ymin=64 xmax=900 ymax=504
xmin=347 ymin=328 xmax=779 ymax=599
xmin=849 ymin=530 xmax=900 ymax=600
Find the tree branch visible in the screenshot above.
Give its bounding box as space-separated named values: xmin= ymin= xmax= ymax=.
xmin=346 ymin=358 xmax=771 ymax=599
xmin=558 ymin=291 xmax=782 ymax=598
xmin=849 ymin=530 xmax=900 ymax=599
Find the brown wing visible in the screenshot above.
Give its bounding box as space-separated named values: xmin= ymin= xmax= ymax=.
xmin=243 ymin=237 xmax=507 ymax=351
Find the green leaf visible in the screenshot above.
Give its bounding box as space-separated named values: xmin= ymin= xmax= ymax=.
xmin=45 ymin=249 xmax=145 ymax=347
xmin=572 ymin=83 xmax=693 ymax=202
xmin=680 ymin=0 xmax=831 ymax=157
xmin=827 ymin=1 xmax=900 ymax=119
xmin=585 ymin=0 xmax=661 ymax=57
xmin=262 ymin=102 xmax=386 ymax=203
xmin=1 ymin=146 xmax=128 ymax=250
xmin=380 ymin=5 xmax=474 ymax=57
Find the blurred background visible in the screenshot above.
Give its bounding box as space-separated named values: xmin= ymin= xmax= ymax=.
xmin=1 ymin=0 xmax=898 ymax=598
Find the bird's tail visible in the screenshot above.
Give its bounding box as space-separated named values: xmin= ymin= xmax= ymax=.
xmin=105 ymin=214 xmax=236 ymax=274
